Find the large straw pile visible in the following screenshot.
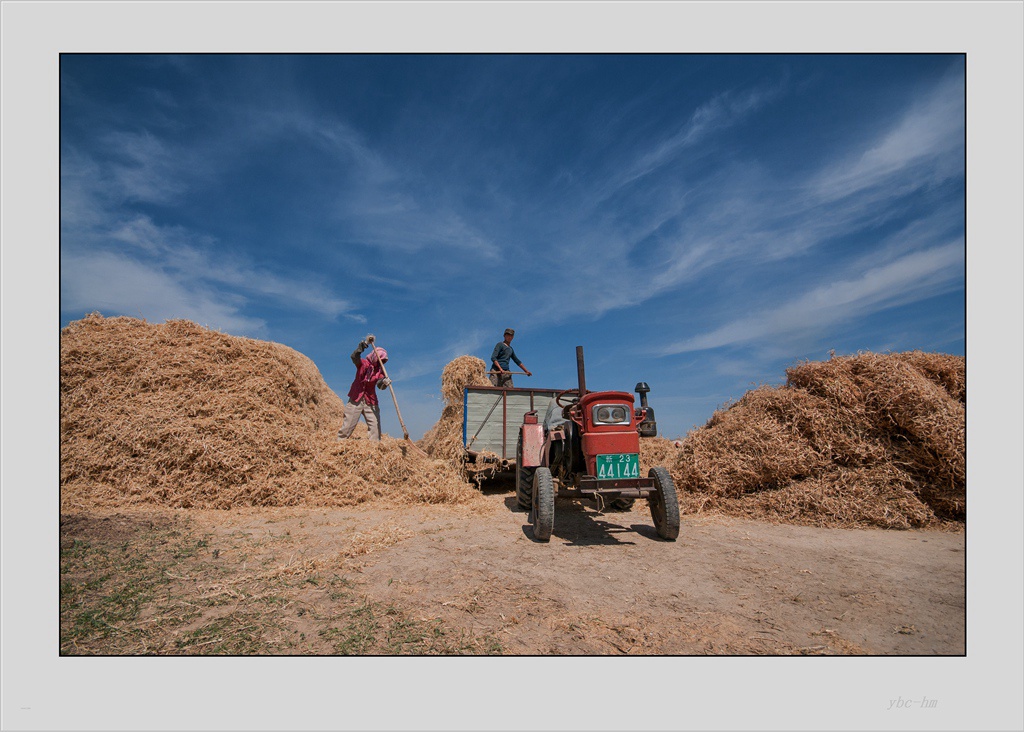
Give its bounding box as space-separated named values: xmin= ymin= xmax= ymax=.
xmin=60 ymin=314 xmax=478 ymax=511
xmin=669 ymin=351 xmax=965 ymax=529
xmin=419 ymin=355 xmax=492 ymax=464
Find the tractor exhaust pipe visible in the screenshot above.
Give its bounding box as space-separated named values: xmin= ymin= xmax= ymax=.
xmin=576 ymin=346 xmax=587 ymax=395
xmin=635 ymin=382 xmax=658 ymax=437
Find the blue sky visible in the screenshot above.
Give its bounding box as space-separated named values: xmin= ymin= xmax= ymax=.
xmin=60 ymin=54 xmax=965 ymax=440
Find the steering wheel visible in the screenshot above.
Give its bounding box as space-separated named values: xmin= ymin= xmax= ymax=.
xmin=555 ymin=389 xmax=580 ymax=408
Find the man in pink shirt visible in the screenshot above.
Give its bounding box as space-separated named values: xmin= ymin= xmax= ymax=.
xmin=337 ymin=335 xmax=391 ymax=441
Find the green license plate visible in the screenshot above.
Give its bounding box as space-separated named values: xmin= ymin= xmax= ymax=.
xmin=596 ymin=453 xmax=640 ymax=479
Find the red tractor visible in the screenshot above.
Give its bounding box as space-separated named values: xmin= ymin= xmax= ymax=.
xmin=515 ymin=346 xmax=680 ymax=542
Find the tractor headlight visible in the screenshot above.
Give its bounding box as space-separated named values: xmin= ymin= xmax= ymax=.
xmin=592 ymin=404 xmax=631 ymax=425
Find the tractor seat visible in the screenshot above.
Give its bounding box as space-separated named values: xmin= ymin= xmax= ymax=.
xmin=543 ymin=400 xmax=568 ymax=431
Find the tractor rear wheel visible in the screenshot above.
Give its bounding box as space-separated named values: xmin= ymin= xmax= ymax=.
xmin=648 ymin=466 xmax=680 ymax=541
xmin=532 ymin=467 xmax=554 ymax=542
xmin=515 ymin=436 xmax=534 ymax=510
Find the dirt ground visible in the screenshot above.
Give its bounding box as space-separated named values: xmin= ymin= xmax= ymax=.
xmin=331 ymin=485 xmax=964 ymax=655
xmin=62 ymin=475 xmax=965 ymax=656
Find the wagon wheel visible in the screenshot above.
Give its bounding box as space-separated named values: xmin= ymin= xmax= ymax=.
xmin=648 ymin=466 xmax=680 ymax=541
xmin=515 ymin=435 xmax=535 ymax=511
xmin=531 ymin=467 xmax=555 ymax=542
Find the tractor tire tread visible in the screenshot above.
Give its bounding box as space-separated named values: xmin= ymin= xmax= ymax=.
xmin=649 ymin=466 xmax=680 ymax=541
xmin=516 ymin=437 xmax=534 ymax=510
xmin=532 ymin=467 xmax=554 ymax=542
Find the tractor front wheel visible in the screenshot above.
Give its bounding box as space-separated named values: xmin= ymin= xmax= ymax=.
xmin=532 ymin=467 xmax=555 ymax=542
xmin=648 ymin=466 xmax=680 ymax=541
xmin=515 ymin=436 xmax=535 ymax=510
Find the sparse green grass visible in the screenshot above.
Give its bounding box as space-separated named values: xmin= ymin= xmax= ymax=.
xmin=317 ymin=582 xmax=500 ymax=655
xmin=60 ymin=513 xmax=503 ymax=656
xmin=174 ymin=613 xmax=270 ymax=654
xmin=60 ymin=533 xmax=165 ymax=652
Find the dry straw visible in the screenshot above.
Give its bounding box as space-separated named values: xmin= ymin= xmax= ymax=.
xmin=639 ymin=436 xmax=680 ymax=474
xmin=669 ymin=351 xmax=965 ymax=529
xmin=60 ymin=314 xmax=479 ymax=511
xmin=419 ymin=355 xmax=492 ymax=468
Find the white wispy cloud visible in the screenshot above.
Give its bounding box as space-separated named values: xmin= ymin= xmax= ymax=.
xmin=213 ymin=260 xmax=363 ymax=322
xmin=811 ymin=72 xmax=964 ymax=203
xmin=61 ymin=140 xmax=367 ymax=330
xmin=246 ymin=106 xmax=501 ymax=258
xmin=528 ymin=70 xmax=963 ymax=331
xmin=250 ymin=107 xmax=397 ymax=188
xmin=61 ymin=87 xmax=502 ymax=335
xmin=659 ymin=240 xmax=964 ymax=355
xmin=61 ymin=250 xmax=268 ymax=335
xmin=101 ymin=129 xmax=198 ymax=204
xmin=609 ymin=80 xmax=787 ymax=194
xmin=386 ymin=328 xmax=495 ymax=383
xmin=339 ymin=198 xmax=500 ymax=258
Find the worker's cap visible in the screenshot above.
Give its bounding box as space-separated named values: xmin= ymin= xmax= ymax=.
xmin=504 ymin=328 xmax=515 ymax=336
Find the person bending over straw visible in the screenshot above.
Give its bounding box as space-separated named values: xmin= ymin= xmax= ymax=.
xmin=337 ymin=335 xmax=392 ymax=441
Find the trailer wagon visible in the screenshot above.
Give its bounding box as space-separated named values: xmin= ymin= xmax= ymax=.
xmin=462 ymin=385 xmax=564 ymax=470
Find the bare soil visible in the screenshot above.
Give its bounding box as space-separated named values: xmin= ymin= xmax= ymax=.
xmin=63 ymin=477 xmax=964 ymax=656
xmin=340 ymin=484 xmax=964 ymax=655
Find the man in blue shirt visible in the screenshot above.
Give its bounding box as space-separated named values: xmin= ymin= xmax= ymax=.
xmin=489 ymin=328 xmax=532 ymax=387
